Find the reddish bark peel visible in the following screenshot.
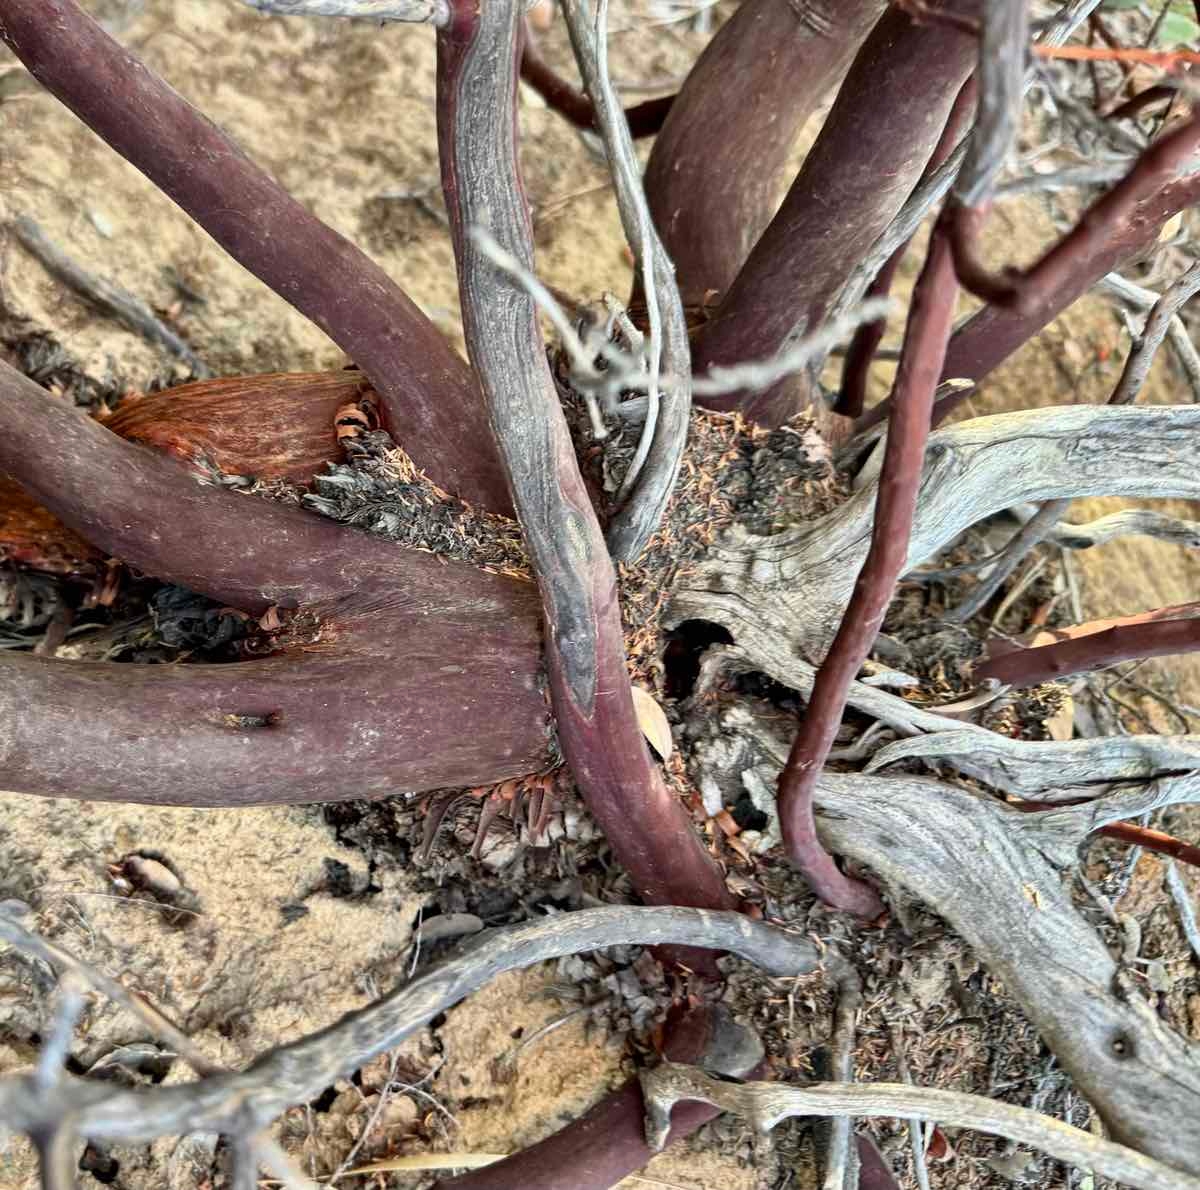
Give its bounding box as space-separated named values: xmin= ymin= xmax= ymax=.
xmin=0 ymin=0 xmax=510 ymax=512
xmin=690 ymin=0 xmax=979 ymax=426
xmin=977 ymin=602 xmax=1200 ymax=688
xmin=436 ymin=0 xmax=733 ymax=918
xmin=520 ymin=38 xmax=673 ymax=138
xmin=642 ymin=0 xmax=884 ymax=309
xmin=102 ymin=371 xmax=371 ymax=486
xmin=0 ymin=475 xmax=104 ymax=579
xmin=777 ymin=223 xmax=960 ymax=919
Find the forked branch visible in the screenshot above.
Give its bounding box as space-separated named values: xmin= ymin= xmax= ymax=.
xmin=639 ymin=1064 xmax=1195 ymax=1190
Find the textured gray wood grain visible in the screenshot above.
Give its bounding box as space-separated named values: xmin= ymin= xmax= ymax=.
xmin=0 ymin=907 xmax=819 ymax=1141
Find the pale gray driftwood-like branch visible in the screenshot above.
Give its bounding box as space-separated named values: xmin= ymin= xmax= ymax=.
xmin=1047 ymin=509 xmax=1200 ymax=551
xmin=0 ymin=907 xmax=818 ymax=1142
xmin=239 ymin=0 xmax=449 ymax=24
xmin=688 ymin=705 xmax=1200 ymax=1167
xmin=1103 ymin=272 xmax=1200 ymax=403
xmin=865 ymin=730 xmax=1200 ymax=798
xmin=675 ymin=404 xmax=1200 ymax=660
xmin=639 ymin=1064 xmax=1196 ymax=1190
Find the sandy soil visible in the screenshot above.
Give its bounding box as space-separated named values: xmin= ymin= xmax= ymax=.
xmin=0 ymin=3 xmax=1198 ymax=1189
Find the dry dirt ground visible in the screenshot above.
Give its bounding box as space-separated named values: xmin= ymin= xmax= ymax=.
xmin=0 ymin=3 xmax=1198 ymax=1189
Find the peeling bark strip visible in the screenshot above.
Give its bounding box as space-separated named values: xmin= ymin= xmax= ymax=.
xmin=642 ymin=0 xmax=884 ymax=308
xmin=0 ymin=907 xmax=819 ymax=1142
xmin=0 ymin=0 xmax=510 ymax=512
xmin=690 ymin=0 xmax=979 ymax=426
xmin=776 ymin=225 xmax=958 ymax=919
xmin=435 ymin=0 xmax=733 ymax=915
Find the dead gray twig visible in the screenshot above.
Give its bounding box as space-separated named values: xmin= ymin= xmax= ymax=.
xmin=1102 ymin=272 xmax=1200 ymax=402
xmin=822 ymin=959 xmax=862 ymax=1190
xmin=238 ymin=0 xmax=449 ymax=24
xmin=887 ymin=1023 xmax=932 ymax=1190
xmin=639 ymin=1063 xmax=1194 ymax=1189
xmin=562 ymin=0 xmax=688 ymax=560
xmin=946 ymin=258 xmax=1200 ymax=622
xmin=1165 ymin=860 xmax=1200 ymax=963
xmin=0 ymin=907 xmax=820 ymax=1142
xmin=11 ymin=216 xmax=210 ymax=376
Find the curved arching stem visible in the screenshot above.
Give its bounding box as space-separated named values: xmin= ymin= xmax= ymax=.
xmin=0 ymin=358 xmax=477 ymax=613
xmin=0 ymin=0 xmax=510 ymax=511
xmin=641 ymin=0 xmax=884 ymax=309
xmin=776 ymin=220 xmax=957 ymax=918
xmin=436 ymin=0 xmax=733 ymax=919
xmin=690 ymin=0 xmax=980 ymax=426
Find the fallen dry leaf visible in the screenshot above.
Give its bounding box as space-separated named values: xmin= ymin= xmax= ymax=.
xmin=631 ymin=685 xmax=673 ymax=761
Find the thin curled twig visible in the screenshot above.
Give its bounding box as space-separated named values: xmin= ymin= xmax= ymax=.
xmin=639 ymin=1064 xmax=1197 ymax=1190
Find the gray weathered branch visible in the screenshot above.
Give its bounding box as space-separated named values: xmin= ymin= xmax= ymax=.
xmin=865 ymin=730 xmax=1200 ymax=799
xmin=562 ymin=0 xmax=691 ymax=562
xmin=640 ymin=1063 xmax=1196 ymax=1190
xmin=676 ymin=404 xmax=1200 ymax=659
xmin=239 ymin=0 xmax=449 ymax=24
xmin=0 ymin=907 xmax=819 ymax=1141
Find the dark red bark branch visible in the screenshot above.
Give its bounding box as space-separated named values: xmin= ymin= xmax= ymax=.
xmin=1099 ymin=821 xmax=1200 ymax=869
xmin=855 ymin=169 xmax=1200 ymax=433
xmin=520 ymin=38 xmax=673 ymax=138
xmin=0 ymin=601 xmax=551 ymax=806
xmin=436 ymin=0 xmax=733 ymax=921
xmin=960 ymin=113 xmax=1200 ymax=316
xmin=690 ymin=0 xmax=979 ymax=426
xmin=0 ymin=0 xmax=510 ymax=512
xmin=835 ymin=75 xmax=977 ymax=418
xmin=776 ymin=220 xmax=959 ymax=919
xmin=437 ymin=1005 xmax=763 ymax=1190
xmin=977 ymin=603 xmax=1200 ymax=688
xmin=0 ymin=359 xmax=445 ymax=612
xmin=642 ymin=0 xmax=885 ymax=309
